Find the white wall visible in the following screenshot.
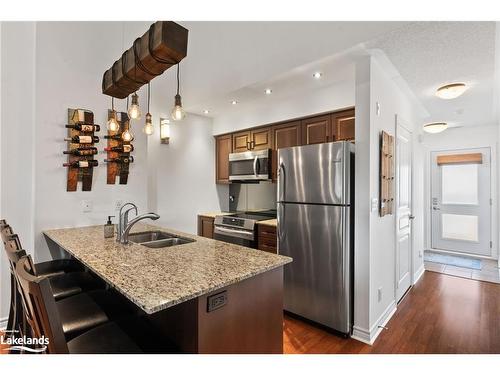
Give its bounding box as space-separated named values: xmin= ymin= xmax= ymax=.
xmin=212 ymin=79 xmax=354 ymax=135
xmin=352 ymin=55 xmax=425 ymax=344
xmin=146 ymin=112 xmax=227 ymax=234
xmin=421 ymin=125 xmax=499 ymax=259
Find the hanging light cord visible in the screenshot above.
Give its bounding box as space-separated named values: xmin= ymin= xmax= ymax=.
xmin=111 ymin=97 xmax=115 ymax=111
xmin=148 ymin=82 xmax=151 ymax=113
xmin=176 ymin=63 xmax=180 ymax=95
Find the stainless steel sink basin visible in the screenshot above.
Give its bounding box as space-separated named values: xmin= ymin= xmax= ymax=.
xmin=128 ymin=231 xmax=195 ymax=248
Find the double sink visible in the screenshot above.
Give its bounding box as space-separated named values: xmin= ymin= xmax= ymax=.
xmin=128 ymin=230 xmax=195 ymax=248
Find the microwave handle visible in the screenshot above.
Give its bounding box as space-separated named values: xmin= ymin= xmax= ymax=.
xmin=253 ymin=156 xmax=259 ymax=177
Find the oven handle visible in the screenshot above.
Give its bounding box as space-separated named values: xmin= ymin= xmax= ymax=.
xmin=253 ymin=156 xmax=259 ymax=177
xmin=214 ymin=226 xmax=254 ymax=240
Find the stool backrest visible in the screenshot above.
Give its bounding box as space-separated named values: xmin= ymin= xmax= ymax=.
xmin=1 ymin=224 xmax=14 ymax=245
xmin=15 ymin=255 xmax=69 ymax=354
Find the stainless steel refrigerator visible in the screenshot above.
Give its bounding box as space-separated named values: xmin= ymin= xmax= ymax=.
xmin=277 ymin=141 xmax=354 ymax=335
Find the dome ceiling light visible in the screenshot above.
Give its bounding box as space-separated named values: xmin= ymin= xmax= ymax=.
xmin=436 ymin=83 xmax=467 ymax=99
xmin=423 ymin=122 xmax=448 ymax=134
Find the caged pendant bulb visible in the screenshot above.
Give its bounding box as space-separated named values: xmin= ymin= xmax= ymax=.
xmin=128 ymin=92 xmax=141 ymax=120
xmin=143 ymin=113 xmax=154 ymax=135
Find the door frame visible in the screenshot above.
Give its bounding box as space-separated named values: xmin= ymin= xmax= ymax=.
xmin=394 ymin=115 xmax=414 ymax=302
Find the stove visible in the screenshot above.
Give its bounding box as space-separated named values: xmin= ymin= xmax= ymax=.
xmin=213 ymin=210 xmax=276 ymax=248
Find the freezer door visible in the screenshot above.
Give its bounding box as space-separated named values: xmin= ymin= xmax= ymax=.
xmin=277 ymin=142 xmax=352 ymax=205
xmin=278 ymin=202 xmax=351 ymax=334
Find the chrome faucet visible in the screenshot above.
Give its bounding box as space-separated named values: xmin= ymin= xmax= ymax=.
xmin=117 ymin=203 xmax=137 ymax=243
xmin=120 ymin=212 xmax=160 ymax=244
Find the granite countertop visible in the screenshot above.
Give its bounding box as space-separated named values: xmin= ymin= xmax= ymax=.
xmin=198 ymin=212 xmax=232 ymax=218
xmin=43 ymin=223 xmax=291 ymax=314
xmin=257 ymin=219 xmax=277 ymax=227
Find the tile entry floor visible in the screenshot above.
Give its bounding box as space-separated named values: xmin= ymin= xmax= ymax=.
xmin=424 ymin=251 xmax=500 ymax=284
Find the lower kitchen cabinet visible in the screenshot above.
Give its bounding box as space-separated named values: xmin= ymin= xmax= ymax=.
xmin=215 ymin=134 xmax=232 ymax=184
xmin=197 ymin=215 xmax=215 ymax=239
xmin=257 ymin=224 xmax=277 ymax=254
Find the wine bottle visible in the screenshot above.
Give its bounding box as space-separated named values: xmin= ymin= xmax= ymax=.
xmin=104 ymin=156 xmax=134 ymax=164
xmin=65 ymin=124 xmax=100 ymax=132
xmin=104 ymin=134 xmax=122 ymax=140
xmin=64 ymin=135 xmax=99 ymax=144
xmin=104 ymin=144 xmax=134 ymax=153
xmin=63 ymin=160 xmax=98 ymax=168
xmin=63 ymin=147 xmax=98 ymax=156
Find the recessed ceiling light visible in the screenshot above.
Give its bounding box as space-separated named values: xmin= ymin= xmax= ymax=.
xmin=423 ymin=122 xmax=448 ymax=134
xmin=436 ymin=83 xmax=467 ymax=99
xmin=231 ymin=100 xmax=238 ymax=105
xmin=265 ymin=88 xmax=272 ymax=95
xmin=313 ymin=72 xmax=323 ymax=79
xmin=203 ymin=109 xmax=210 ymax=114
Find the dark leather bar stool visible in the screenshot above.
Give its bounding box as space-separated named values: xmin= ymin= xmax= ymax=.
xmin=15 ymin=255 xmax=156 ymax=353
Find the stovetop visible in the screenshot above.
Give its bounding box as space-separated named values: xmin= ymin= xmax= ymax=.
xmin=229 ymin=210 xmax=277 ymax=221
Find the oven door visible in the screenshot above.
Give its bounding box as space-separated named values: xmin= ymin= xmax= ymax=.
xmin=229 ymin=149 xmax=271 ymax=182
xmin=213 ymin=226 xmax=256 ymax=248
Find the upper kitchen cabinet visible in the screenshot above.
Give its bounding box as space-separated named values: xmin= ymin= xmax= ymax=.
xmin=301 ymin=115 xmax=331 ymax=145
xmin=332 ymin=109 xmax=355 ymax=141
xmin=233 ymin=127 xmax=273 ymax=152
xmin=216 ymin=134 xmax=232 ymax=184
xmin=271 ymin=121 xmax=302 ymax=180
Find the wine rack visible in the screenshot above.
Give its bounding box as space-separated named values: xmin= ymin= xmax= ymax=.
xmin=65 ymin=109 xmax=99 ymax=192
xmin=379 ymin=130 xmax=395 ymax=217
xmin=105 ymin=110 xmax=134 ymax=184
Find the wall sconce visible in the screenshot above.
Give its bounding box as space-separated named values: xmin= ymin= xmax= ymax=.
xmin=160 ymin=118 xmax=171 ymax=144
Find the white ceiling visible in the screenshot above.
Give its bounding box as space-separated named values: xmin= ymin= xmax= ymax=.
xmin=148 ymin=22 xmax=408 ymax=117
xmin=366 ymin=21 xmax=498 ymax=128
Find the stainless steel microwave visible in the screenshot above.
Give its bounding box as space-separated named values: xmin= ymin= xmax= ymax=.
xmin=228 ymin=149 xmax=271 ymax=182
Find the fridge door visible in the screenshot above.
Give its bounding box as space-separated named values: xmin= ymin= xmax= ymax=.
xmin=277 ymin=142 xmax=352 ymax=206
xmin=278 ymin=202 xmax=351 ymax=334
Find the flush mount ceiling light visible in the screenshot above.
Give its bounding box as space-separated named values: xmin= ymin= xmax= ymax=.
xmin=313 ymin=72 xmax=322 ymax=79
xmin=264 ymin=88 xmax=272 ymax=95
xmin=203 ymin=109 xmax=210 ymax=114
xmin=435 ymin=83 xmax=467 ymax=99
xmin=423 ymin=122 xmax=448 ymax=134
xmin=231 ymin=100 xmax=238 ymax=105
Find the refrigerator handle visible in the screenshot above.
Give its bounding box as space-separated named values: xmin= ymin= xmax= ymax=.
xmin=277 ymin=203 xmax=285 ymax=250
xmin=278 ymin=162 xmax=285 ymax=202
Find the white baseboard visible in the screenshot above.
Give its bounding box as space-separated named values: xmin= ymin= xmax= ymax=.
xmin=352 ymin=300 xmax=397 ymax=345
xmin=414 ymin=264 xmax=425 ymax=284
xmin=0 ymin=316 xmax=7 ymax=331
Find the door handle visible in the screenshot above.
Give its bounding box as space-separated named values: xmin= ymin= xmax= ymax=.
xmin=432 ymin=207 xmax=440 ymax=211
xmin=409 ymin=215 xmax=415 ymax=220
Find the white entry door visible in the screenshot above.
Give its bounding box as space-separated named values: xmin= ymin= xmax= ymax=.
xmin=431 ymin=148 xmax=491 ymax=256
xmin=395 ymin=122 xmax=413 ymax=302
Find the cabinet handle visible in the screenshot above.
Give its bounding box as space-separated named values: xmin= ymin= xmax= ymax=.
xmin=247 ymin=141 xmax=251 ymax=150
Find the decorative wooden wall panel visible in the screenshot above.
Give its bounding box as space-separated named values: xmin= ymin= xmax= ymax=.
xmin=105 ymin=111 xmax=134 ymax=185
xmin=436 ymin=153 xmax=483 ymax=165
xmin=380 ymin=130 xmax=394 ymax=217
xmin=65 ymin=109 xmax=99 ymax=192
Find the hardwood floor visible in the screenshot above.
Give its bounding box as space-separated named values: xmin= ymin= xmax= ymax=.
xmin=284 ymin=271 xmax=500 ymax=354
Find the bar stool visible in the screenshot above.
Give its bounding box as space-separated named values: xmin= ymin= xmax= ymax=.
xmin=15 ymin=255 xmax=154 ymax=353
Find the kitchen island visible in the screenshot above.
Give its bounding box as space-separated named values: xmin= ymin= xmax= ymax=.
xmin=43 ymin=224 xmax=291 ymax=354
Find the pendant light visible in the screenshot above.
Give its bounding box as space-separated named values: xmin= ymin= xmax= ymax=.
xmin=128 ymin=92 xmax=142 ymax=120
xmin=171 ymin=63 xmax=186 ymax=121
xmin=107 ymin=97 xmax=120 ymax=132
xmin=143 ymin=83 xmax=154 ymax=135
xmin=122 ymin=96 xmax=135 ymax=141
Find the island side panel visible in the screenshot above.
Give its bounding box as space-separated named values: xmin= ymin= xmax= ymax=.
xmin=197 ymin=266 xmax=284 ymax=354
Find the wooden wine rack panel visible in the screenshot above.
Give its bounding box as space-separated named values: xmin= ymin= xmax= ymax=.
xmin=379 ymin=130 xmax=395 ymax=217
xmin=66 ymin=109 xmax=99 ymax=192
xmin=106 ymin=110 xmax=134 ymax=185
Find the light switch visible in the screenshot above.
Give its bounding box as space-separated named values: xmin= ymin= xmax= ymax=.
xmin=371 ymin=198 xmax=379 ymax=212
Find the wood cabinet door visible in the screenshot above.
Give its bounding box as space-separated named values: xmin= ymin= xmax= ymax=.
xmin=215 ymin=134 xmax=232 ymax=184
xmin=233 ymin=131 xmax=251 ymax=153
xmin=271 ymin=121 xmax=302 ymax=180
xmin=197 ymin=216 xmax=214 ymax=239
xmin=301 ymin=115 xmax=331 ymax=145
xmin=250 ymin=127 xmax=272 ymax=151
xmin=332 ymin=109 xmax=355 ymax=141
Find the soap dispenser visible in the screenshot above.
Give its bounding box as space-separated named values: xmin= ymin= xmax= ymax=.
xmin=104 ymin=216 xmax=115 ymax=238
